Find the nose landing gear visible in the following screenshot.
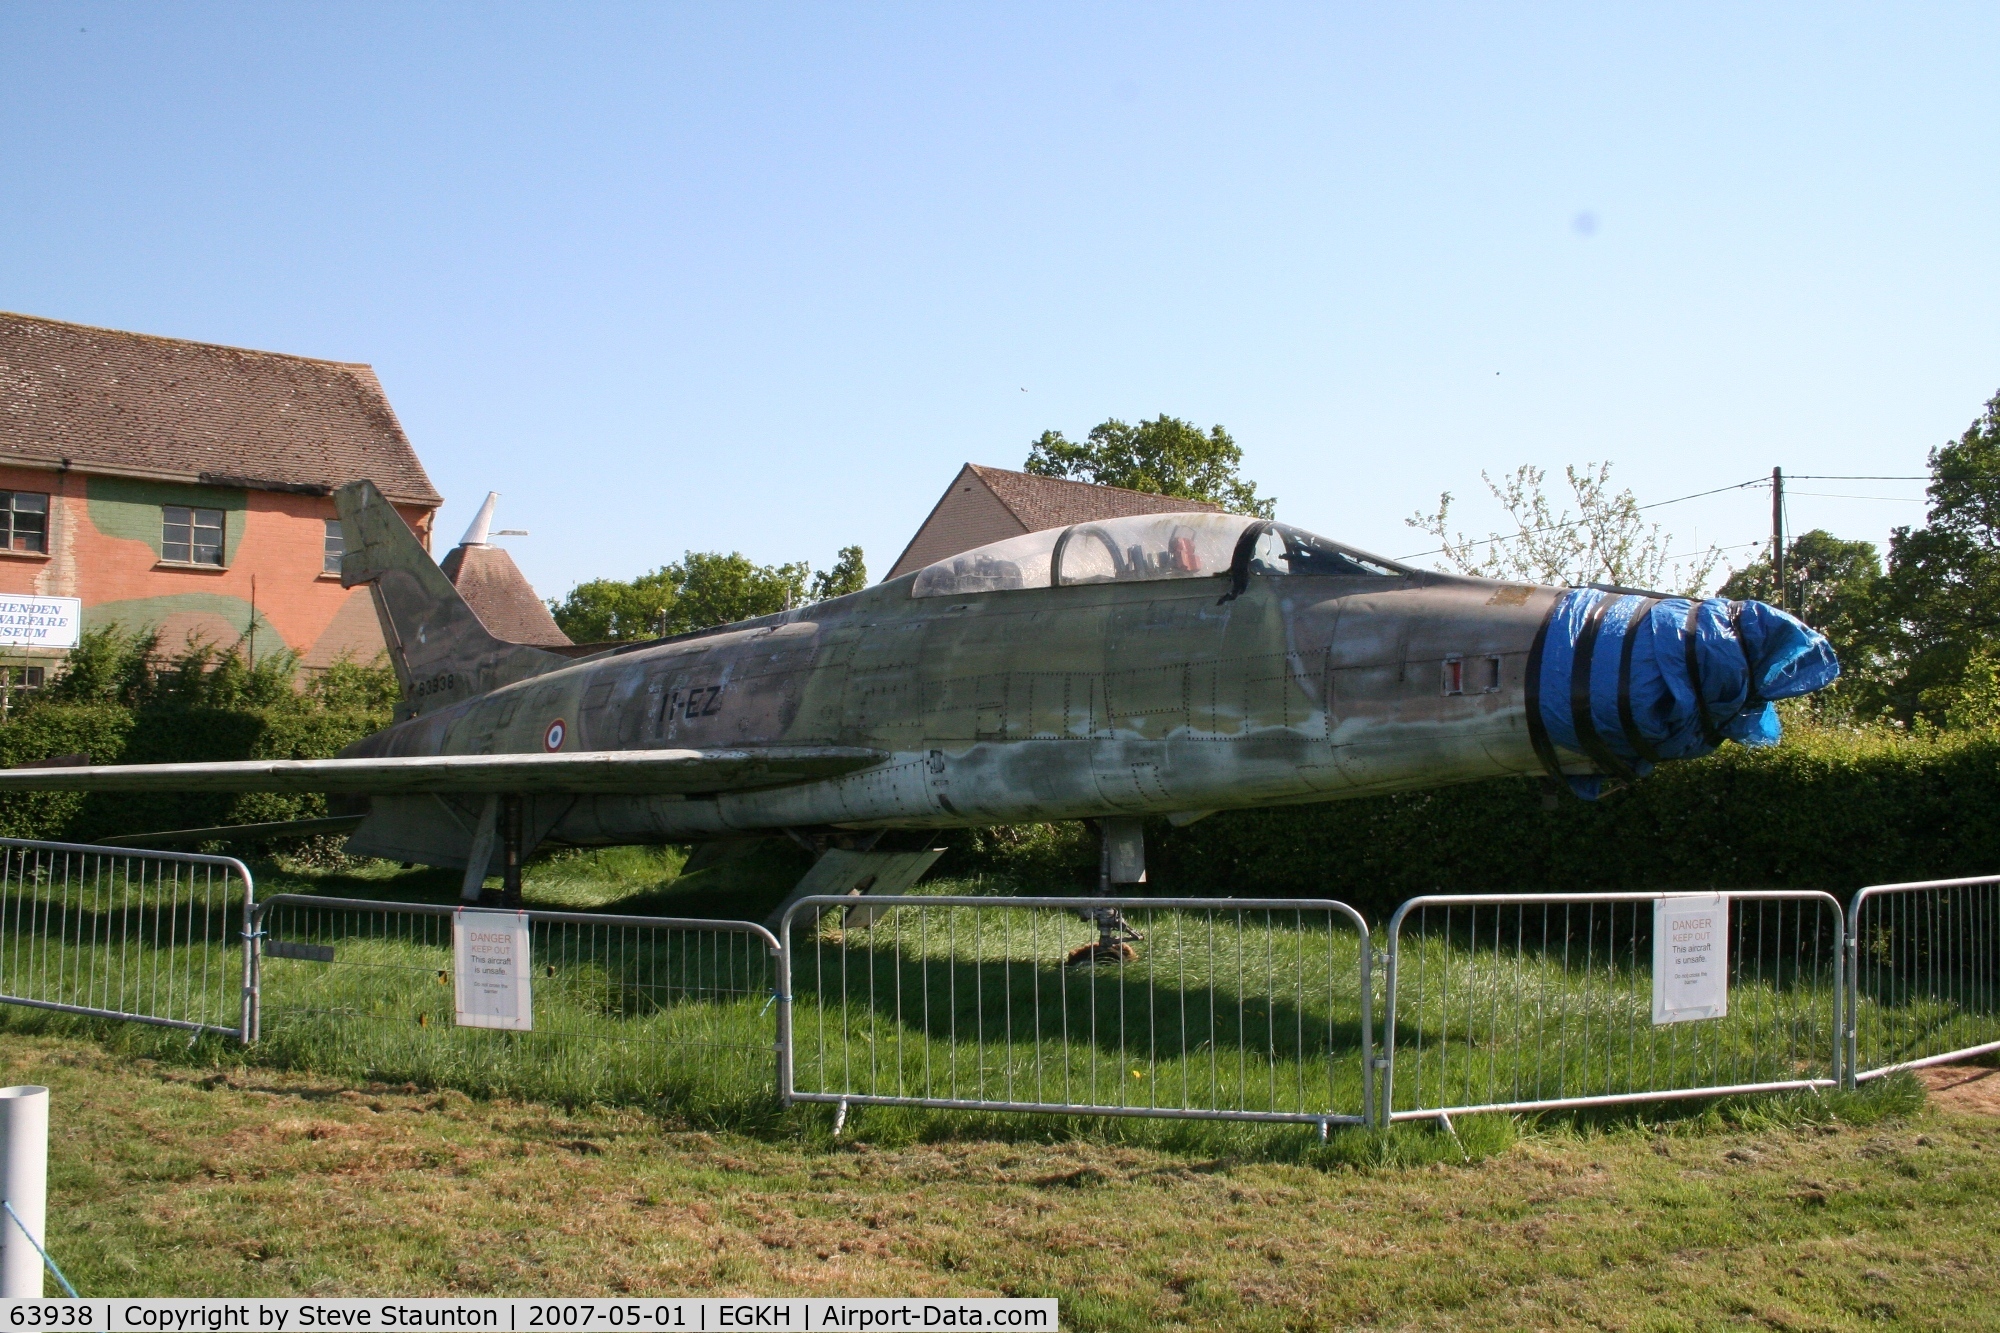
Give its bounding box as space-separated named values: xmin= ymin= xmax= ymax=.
xmin=1064 ymin=817 xmax=1150 ymax=965
xmin=1066 ymin=906 xmax=1144 ymax=967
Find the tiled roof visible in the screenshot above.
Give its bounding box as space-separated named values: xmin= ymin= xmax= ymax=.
xmin=441 ymin=543 xmax=573 ymax=647
xmin=968 ymin=464 xmax=1222 ymax=530
xmin=0 ymin=312 xmax=441 ymax=505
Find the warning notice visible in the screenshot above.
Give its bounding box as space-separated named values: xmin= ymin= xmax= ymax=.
xmin=1652 ymin=893 xmax=1728 ymax=1024
xmin=454 ymin=908 xmax=532 ymax=1030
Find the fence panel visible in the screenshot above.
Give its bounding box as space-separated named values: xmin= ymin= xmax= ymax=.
xmin=0 ymin=837 xmax=253 ymax=1039
xmin=253 ymin=895 xmax=783 ymax=1111
xmin=1382 ymin=891 xmax=1844 ymax=1122
xmin=1847 ymin=876 xmax=2000 ymax=1084
xmin=779 ymin=895 xmax=1375 ymax=1127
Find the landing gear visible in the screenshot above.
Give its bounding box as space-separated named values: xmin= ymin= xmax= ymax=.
xmin=1065 ymin=818 xmax=1148 ymax=966
xmin=1065 ymin=906 xmax=1144 ymax=967
xmin=468 ymin=793 xmax=525 ymax=909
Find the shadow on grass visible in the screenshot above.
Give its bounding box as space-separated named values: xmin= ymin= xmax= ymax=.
xmin=0 ymin=1002 xmax=1936 ymax=1172
xmin=248 ymin=840 xmax=814 ymax=921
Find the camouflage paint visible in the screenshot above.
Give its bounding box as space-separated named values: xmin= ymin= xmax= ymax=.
xmin=0 ymin=465 xmax=433 ymax=671
xmin=85 ymin=476 xmax=249 ymax=566
xmin=338 ymin=467 xmax=1560 ymax=867
xmin=82 ymin=592 xmax=284 ymax=661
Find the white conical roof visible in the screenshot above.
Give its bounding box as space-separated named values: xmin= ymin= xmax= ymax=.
xmin=458 ymin=491 xmax=499 ymax=547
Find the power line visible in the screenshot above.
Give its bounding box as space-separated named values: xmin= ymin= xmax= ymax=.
xmin=1785 ymin=491 xmax=1926 ymax=502
xmin=1397 ymin=475 xmax=1767 ymax=562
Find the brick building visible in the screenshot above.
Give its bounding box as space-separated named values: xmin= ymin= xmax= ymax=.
xmin=0 ymin=312 xmax=443 ymax=681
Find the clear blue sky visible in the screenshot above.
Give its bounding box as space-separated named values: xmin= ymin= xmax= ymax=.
xmin=4 ymin=3 xmax=1996 ymax=600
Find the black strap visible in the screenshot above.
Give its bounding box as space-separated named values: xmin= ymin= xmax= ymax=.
xmin=1616 ymin=596 xmax=1665 ymax=764
xmin=1727 ymin=599 xmax=1763 ymax=707
xmin=1570 ymin=593 xmax=1639 ymax=783
xmin=1684 ymin=598 xmax=1723 ymax=747
xmin=1523 ymin=592 xmax=1566 ymax=784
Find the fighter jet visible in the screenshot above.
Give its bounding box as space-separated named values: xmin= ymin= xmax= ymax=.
xmin=0 ymin=480 xmax=1839 ymax=920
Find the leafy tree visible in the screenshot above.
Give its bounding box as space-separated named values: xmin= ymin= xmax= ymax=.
xmin=549 ymin=545 xmax=867 ymax=643
xmin=672 ymin=551 xmax=809 ymax=635
xmin=1877 ymin=388 xmax=2000 ymax=723
xmin=304 ymin=654 xmax=401 ymax=712
xmin=1719 ymin=529 xmax=1888 ymax=702
xmin=1025 ymin=415 xmax=1275 ymax=517
xmin=41 ymin=625 xmax=159 ymax=707
xmin=32 ymin=624 xmax=396 ymax=717
xmin=548 ymin=568 xmax=683 ymax=644
xmin=810 ymin=545 xmax=867 ymax=601
xmin=1407 ymin=462 xmax=1721 ymax=594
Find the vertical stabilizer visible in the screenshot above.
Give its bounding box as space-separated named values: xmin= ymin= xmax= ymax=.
xmin=336 ymin=480 xmax=567 ymax=719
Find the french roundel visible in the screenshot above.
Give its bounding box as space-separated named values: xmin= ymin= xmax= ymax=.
xmin=544 ymin=719 xmax=566 ymax=751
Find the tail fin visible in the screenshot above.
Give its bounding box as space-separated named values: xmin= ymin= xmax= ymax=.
xmin=337 ymin=480 xmax=568 ymax=719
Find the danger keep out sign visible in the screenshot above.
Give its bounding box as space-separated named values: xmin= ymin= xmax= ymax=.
xmin=453 ymin=908 xmax=533 ymax=1030
xmin=1652 ymin=893 xmax=1728 ymax=1024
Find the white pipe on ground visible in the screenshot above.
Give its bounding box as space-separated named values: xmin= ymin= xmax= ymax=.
xmin=0 ymin=1086 xmax=47 ymax=1298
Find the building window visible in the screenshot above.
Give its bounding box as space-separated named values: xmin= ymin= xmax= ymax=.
xmin=324 ymin=518 xmax=344 ymax=574
xmin=162 ymin=505 xmax=225 ymax=565
xmin=0 ymin=492 xmax=49 ymax=554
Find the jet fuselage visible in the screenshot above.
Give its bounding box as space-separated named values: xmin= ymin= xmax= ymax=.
xmin=347 ymin=556 xmax=1559 ymax=848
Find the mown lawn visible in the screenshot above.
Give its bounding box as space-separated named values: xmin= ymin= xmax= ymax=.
xmin=5 ymin=1028 xmax=1996 ymax=1330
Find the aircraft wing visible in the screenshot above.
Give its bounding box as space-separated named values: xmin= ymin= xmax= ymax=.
xmin=0 ymin=746 xmax=887 ymax=796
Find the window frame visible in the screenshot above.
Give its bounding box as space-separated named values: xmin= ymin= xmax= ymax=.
xmin=0 ymin=491 xmax=50 ymax=556
xmin=160 ymin=504 xmax=227 ymax=567
xmin=323 ymin=518 xmax=345 ymax=575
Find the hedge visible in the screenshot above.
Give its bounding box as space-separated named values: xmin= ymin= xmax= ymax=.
xmin=944 ymin=726 xmax=2000 ymax=920
xmin=1155 ymin=727 xmax=2000 ymax=918
xmin=0 ymin=703 xmax=384 ymax=844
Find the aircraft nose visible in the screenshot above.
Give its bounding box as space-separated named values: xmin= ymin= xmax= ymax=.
xmin=1527 ymin=587 xmax=1839 ymax=798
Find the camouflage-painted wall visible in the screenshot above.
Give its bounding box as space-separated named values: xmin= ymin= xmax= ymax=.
xmin=0 ymin=463 xmax=434 ymax=669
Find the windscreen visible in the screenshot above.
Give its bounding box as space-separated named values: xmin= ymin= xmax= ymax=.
xmin=1247 ymin=524 xmax=1404 ymax=578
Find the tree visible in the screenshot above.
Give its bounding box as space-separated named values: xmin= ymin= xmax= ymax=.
xmin=1876 ymin=388 xmax=2000 ymax=723
xmin=1024 ymin=415 xmax=1275 ymax=517
xmin=810 ymin=546 xmax=867 ymax=601
xmin=546 ymin=568 xmax=682 ymax=643
xmin=1720 ymin=529 xmax=1887 ymax=712
xmin=1407 ymin=462 xmax=1721 ymax=594
xmin=549 ymin=545 xmax=866 ymax=644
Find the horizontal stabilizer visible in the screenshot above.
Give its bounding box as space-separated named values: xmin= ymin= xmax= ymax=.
xmin=0 ymin=746 xmax=886 ymax=796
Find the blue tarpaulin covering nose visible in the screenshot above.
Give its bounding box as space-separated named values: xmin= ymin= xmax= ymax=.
xmin=1527 ymin=588 xmax=1841 ymax=800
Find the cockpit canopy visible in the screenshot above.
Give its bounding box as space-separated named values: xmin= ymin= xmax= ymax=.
xmin=910 ymin=512 xmax=1405 ymax=599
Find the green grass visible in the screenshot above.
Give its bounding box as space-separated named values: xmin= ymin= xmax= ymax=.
xmin=1384 ymin=906 xmax=1843 ymax=1116
xmin=2 ymin=1026 xmax=1993 ymax=1329
xmin=3 ymin=839 xmax=1994 ymax=1318
xmin=788 ymin=900 xmax=1373 ymax=1122
xmin=1 ymin=843 xmax=1996 ymax=1163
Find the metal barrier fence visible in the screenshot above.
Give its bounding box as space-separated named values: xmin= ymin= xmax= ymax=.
xmin=778 ymin=895 xmax=1376 ymax=1129
xmin=0 ymin=837 xmax=253 ymax=1039
xmin=6 ymin=826 xmax=1996 ymax=1131
xmin=1381 ymin=891 xmax=1846 ymax=1122
xmin=252 ymin=895 xmax=784 ymax=1108
xmin=1846 ymin=876 xmax=2000 ymax=1084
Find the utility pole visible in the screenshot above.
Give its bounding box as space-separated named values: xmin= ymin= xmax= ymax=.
xmin=1770 ymin=467 xmax=1786 ymax=612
